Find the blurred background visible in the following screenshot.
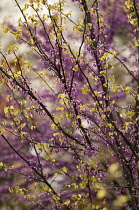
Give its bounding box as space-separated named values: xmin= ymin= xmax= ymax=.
xmin=0 ymin=0 xmax=79 ymax=52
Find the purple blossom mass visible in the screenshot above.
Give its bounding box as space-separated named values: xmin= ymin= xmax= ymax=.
xmin=0 ymin=0 xmax=139 ymax=209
